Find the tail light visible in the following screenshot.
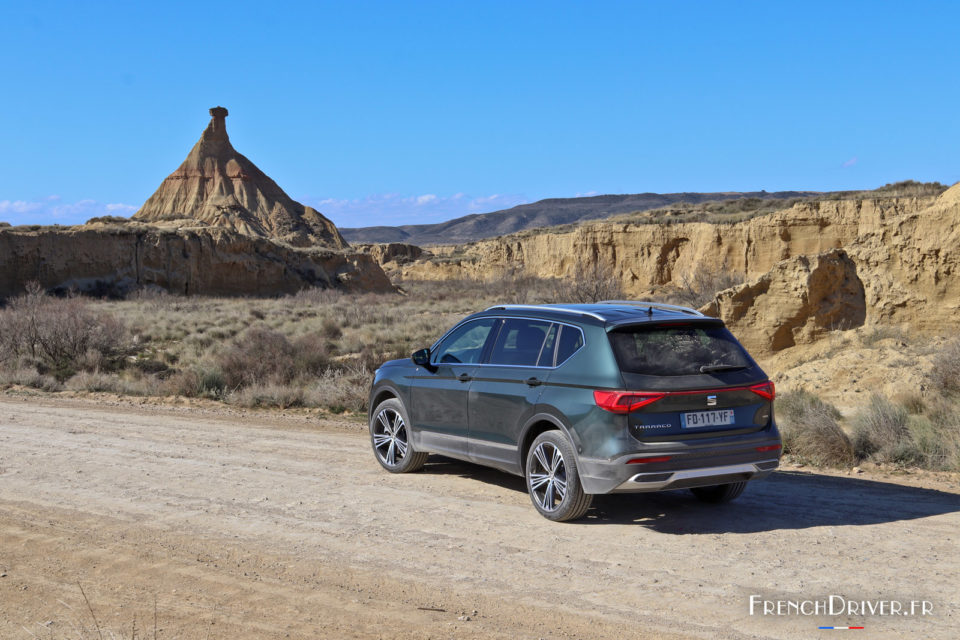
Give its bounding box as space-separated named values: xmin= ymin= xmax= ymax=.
xmin=756 ymin=444 xmax=782 ymax=453
xmin=594 ymin=390 xmax=665 ymax=413
xmin=749 ymin=381 xmax=776 ymax=400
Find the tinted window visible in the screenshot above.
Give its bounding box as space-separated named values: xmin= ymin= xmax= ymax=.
xmin=555 ymin=325 xmax=584 ymax=366
xmin=537 ymin=324 xmax=558 ymax=367
xmin=609 ymin=324 xmax=751 ymax=376
xmin=433 ymin=319 xmax=497 ymax=364
xmin=489 ymin=318 xmax=552 ymax=366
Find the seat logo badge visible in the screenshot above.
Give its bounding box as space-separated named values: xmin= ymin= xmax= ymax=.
xmin=707 ymin=395 xmax=717 ymax=406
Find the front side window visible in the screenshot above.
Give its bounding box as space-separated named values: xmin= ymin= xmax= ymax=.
xmin=488 ymin=318 xmax=553 ymax=366
xmin=609 ymin=323 xmax=751 ymax=376
xmin=433 ymin=318 xmax=497 ymax=364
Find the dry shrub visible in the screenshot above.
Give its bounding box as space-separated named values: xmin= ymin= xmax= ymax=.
xmin=229 ymin=383 xmax=305 ymax=409
xmin=669 ymin=263 xmax=745 ymax=309
xmin=554 ymin=260 xmax=624 ymax=303
xmin=65 ymin=371 xmax=153 ymax=395
xmin=161 ymin=366 xmax=226 ymax=398
xmin=929 ymin=338 xmax=960 ymax=393
xmin=852 ymin=394 xmax=914 ymax=464
xmin=216 ymin=327 xmax=330 ymax=389
xmin=304 ymin=364 xmax=372 ymax=413
xmin=0 ymin=367 xmax=62 ymax=391
xmin=777 ymin=389 xmax=854 ymax=466
xmin=0 ymin=284 xmax=128 ymax=380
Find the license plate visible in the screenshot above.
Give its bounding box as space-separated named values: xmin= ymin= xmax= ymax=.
xmin=681 ymin=409 xmax=735 ymax=428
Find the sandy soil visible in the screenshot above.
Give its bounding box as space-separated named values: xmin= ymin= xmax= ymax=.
xmin=0 ymin=394 xmax=957 ymax=639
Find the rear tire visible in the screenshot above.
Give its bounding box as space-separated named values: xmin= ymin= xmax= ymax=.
xmin=525 ymin=430 xmax=592 ymax=522
xmin=370 ymin=398 xmax=428 ymax=473
xmin=690 ymin=481 xmax=747 ymax=503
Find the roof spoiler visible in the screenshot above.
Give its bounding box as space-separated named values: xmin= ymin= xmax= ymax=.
xmin=597 ymin=300 xmax=705 ymax=318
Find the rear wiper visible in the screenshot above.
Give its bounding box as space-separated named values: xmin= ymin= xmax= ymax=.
xmin=699 ymin=364 xmax=747 ymax=373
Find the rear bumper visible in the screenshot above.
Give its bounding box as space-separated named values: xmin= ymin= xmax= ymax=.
xmin=577 ymin=430 xmax=782 ymax=494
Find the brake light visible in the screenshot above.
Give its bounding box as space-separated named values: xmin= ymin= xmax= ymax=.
xmin=594 ymin=390 xmax=666 ymax=413
xmin=749 ymin=381 xmax=776 ymax=400
xmin=756 ymin=444 xmax=782 ymax=453
xmin=627 ymin=456 xmax=672 ymax=464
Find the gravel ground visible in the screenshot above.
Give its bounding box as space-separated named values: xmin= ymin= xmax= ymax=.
xmin=0 ymin=394 xmax=957 ymax=639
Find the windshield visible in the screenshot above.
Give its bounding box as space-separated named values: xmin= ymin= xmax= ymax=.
xmin=609 ymin=323 xmax=752 ymax=376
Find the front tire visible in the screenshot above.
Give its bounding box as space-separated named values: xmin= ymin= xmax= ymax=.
xmin=370 ymin=398 xmax=428 ymax=473
xmin=690 ymin=481 xmax=747 ymax=503
xmin=525 ymin=430 xmax=592 ymax=522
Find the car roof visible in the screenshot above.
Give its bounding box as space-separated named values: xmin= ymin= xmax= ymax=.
xmin=479 ymin=302 xmax=720 ymax=328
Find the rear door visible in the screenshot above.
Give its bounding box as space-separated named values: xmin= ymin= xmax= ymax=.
xmin=607 ymin=322 xmax=774 ymax=441
xmin=467 ymin=318 xmax=556 ymax=472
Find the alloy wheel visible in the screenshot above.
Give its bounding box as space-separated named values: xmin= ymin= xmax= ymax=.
xmin=373 ymin=408 xmax=409 ymax=467
xmin=528 ymin=442 xmax=567 ymax=511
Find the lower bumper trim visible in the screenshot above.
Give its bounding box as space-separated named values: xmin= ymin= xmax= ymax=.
xmin=614 ymin=460 xmax=778 ymax=492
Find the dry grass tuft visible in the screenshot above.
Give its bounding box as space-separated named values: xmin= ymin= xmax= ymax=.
xmin=777 ymin=389 xmax=854 ymax=466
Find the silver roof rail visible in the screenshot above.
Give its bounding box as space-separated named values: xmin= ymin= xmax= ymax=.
xmin=597 ymin=300 xmax=705 ymax=317
xmin=484 ymin=304 xmax=607 ymax=321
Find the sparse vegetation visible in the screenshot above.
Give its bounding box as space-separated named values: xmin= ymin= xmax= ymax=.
xmin=553 ymin=260 xmax=624 ymax=303
xmin=777 ymin=389 xmax=855 ymax=466
xmin=666 ymin=264 xmax=745 ymax=309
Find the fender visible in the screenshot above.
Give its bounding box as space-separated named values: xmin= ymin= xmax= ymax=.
xmin=516 ymin=410 xmax=584 ymax=472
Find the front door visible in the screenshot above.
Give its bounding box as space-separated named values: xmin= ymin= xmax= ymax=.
xmin=410 ymin=317 xmax=498 ymax=458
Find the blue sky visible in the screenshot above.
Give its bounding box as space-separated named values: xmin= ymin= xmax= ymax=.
xmin=1 ymin=1 xmax=958 ymax=228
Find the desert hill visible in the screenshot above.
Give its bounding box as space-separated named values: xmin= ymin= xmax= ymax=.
xmin=340 ymin=190 xmax=824 ymax=245
xmin=134 ymin=107 xmax=346 ymax=249
xmin=0 ymin=108 xmax=393 ymax=298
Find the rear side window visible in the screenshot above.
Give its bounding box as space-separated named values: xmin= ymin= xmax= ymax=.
xmin=555 ymin=325 xmax=584 ymax=366
xmin=434 ymin=318 xmax=497 ymax=364
xmin=609 ymin=324 xmax=751 ymax=376
xmin=489 ymin=318 xmax=552 ymax=366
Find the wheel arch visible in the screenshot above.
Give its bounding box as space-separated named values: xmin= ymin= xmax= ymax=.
xmin=517 ymin=412 xmax=581 ymax=472
xmin=369 ymin=383 xmax=404 ymax=420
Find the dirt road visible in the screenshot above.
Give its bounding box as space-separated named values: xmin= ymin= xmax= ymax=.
xmin=0 ymin=395 xmax=957 ymax=639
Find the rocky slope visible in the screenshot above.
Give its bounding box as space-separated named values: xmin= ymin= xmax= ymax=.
xmin=396 ymin=185 xmax=960 ymax=349
xmin=134 ymin=107 xmax=346 ymax=249
xmin=341 ymin=190 xmax=821 ymax=245
xmin=0 ymin=222 xmax=392 ymax=298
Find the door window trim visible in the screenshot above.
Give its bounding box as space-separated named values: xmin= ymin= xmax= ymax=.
xmin=432 ymin=315 xmax=585 ymax=370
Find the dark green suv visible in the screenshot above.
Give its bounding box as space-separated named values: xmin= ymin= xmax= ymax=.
xmin=368 ymin=302 xmax=781 ymax=521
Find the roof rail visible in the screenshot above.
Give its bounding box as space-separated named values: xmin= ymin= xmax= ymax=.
xmin=597 ymin=300 xmax=705 ymax=317
xmin=484 ymin=304 xmax=607 ymax=321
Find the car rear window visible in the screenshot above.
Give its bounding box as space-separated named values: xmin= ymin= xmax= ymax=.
xmin=609 ymin=323 xmax=751 ymax=376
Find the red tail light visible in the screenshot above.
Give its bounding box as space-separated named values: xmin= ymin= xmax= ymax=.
xmin=627 ymin=456 xmax=672 ymax=464
xmin=756 ymin=444 xmax=782 ymax=453
xmin=594 ymin=390 xmax=665 ymax=413
xmin=749 ymin=381 xmax=776 ymax=400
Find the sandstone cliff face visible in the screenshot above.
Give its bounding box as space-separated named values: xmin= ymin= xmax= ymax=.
xmin=0 ymin=223 xmax=392 ymax=299
xmin=399 ymin=189 xmax=960 ymax=332
xmin=133 ymin=107 xmax=346 ymax=249
xmin=701 ymin=249 xmax=866 ymax=354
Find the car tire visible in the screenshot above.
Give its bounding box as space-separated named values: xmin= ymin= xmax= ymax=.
xmin=690 ymin=481 xmax=747 ymax=503
xmin=525 ymin=430 xmax=592 ymax=522
xmin=370 ymin=398 xmax=428 ymax=473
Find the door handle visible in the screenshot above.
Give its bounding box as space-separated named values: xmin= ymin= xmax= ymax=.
xmin=525 ymin=377 xmax=542 ymax=387
xmin=457 ymin=373 xmax=472 ymax=382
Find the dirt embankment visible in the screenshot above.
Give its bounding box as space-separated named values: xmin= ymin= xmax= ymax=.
xmin=1 ymin=395 xmax=957 ymax=639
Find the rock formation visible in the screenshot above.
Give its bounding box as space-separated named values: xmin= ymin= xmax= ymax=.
xmin=700 ymin=250 xmax=866 ymax=353
xmin=134 ymin=107 xmax=346 ymax=249
xmin=0 ymin=221 xmax=392 ymax=298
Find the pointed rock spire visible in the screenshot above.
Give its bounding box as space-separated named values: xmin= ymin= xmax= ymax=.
xmin=133 ymin=107 xmax=347 ymax=249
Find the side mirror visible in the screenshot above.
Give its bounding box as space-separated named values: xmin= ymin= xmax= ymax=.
xmin=411 ymin=348 xmax=432 ymax=368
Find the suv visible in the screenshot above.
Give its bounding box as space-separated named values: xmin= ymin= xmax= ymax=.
xmin=368 ymin=302 xmax=781 ymax=521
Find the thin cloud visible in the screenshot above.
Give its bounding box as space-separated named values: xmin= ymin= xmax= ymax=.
xmin=0 ymin=197 xmax=137 ymax=226
xmin=304 ymin=192 xmax=527 ymax=227
xmin=842 ymin=157 xmax=858 ymax=168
